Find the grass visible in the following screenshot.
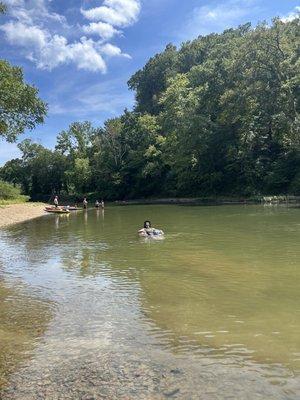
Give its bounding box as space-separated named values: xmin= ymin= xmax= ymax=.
xmin=0 ymin=196 xmax=30 ymax=206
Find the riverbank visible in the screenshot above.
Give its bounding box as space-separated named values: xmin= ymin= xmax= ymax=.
xmin=115 ymin=197 xmax=252 ymax=205
xmin=115 ymin=195 xmax=300 ymax=206
xmin=0 ymin=203 xmax=47 ymax=228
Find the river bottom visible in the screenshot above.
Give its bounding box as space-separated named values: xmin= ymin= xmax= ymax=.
xmin=0 ymin=205 xmax=299 ymax=399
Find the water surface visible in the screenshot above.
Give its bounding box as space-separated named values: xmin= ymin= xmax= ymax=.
xmin=0 ymin=205 xmax=299 ymax=399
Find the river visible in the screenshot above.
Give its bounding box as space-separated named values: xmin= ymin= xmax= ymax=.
xmin=0 ymin=205 xmax=299 ymax=399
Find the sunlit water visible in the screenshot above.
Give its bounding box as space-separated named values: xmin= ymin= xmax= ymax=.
xmin=0 ymin=205 xmax=299 ymax=399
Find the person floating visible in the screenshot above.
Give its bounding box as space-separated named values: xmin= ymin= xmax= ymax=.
xmin=54 ymin=195 xmax=59 ymax=208
xmin=95 ymin=200 xmax=100 ymax=208
xmin=138 ymin=220 xmax=164 ymax=237
xmin=83 ymin=197 xmax=88 ymax=209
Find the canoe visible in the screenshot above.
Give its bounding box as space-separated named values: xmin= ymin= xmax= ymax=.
xmin=45 ymin=208 xmax=70 ymax=214
xmin=45 ymin=206 xmax=80 ymax=212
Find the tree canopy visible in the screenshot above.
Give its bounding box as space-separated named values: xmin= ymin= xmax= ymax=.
xmin=1 ymin=1 xmax=47 ymax=141
xmin=0 ymin=2 xmax=6 ymax=14
xmin=1 ymin=18 xmax=299 ymax=199
xmin=0 ymin=61 xmax=47 ymax=141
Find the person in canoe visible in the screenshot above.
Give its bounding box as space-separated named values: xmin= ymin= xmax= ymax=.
xmin=138 ymin=220 xmax=164 ymax=237
xmin=83 ymin=197 xmax=88 ymax=209
xmin=54 ymin=195 xmax=59 ymax=208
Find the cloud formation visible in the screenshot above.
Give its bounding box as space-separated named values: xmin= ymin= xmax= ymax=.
xmin=48 ymin=77 xmax=135 ymax=117
xmin=0 ymin=0 xmax=139 ymax=72
xmin=183 ymin=0 xmax=260 ymax=38
xmin=281 ymin=6 xmax=300 ymax=23
xmin=82 ymin=21 xmax=121 ymax=40
xmin=81 ymin=0 xmax=141 ymax=27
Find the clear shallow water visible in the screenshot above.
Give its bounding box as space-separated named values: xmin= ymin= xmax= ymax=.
xmin=0 ymin=205 xmax=299 ymax=399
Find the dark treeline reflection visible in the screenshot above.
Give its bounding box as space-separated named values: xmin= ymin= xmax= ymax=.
xmin=1 ymin=18 xmax=299 ymax=199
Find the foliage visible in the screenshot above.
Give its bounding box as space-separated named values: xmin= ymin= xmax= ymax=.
xmin=0 ymin=60 xmax=47 ymax=141
xmin=0 ymin=18 xmax=299 ymax=199
xmin=0 ymin=2 xmax=6 ymax=14
xmin=0 ymin=179 xmax=27 ymax=202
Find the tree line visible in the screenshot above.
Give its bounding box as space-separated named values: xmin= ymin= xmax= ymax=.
xmin=0 ymin=15 xmax=299 ymax=200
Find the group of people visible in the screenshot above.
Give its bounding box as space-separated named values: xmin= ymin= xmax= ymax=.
xmin=94 ymin=199 xmax=105 ymax=209
xmin=53 ymin=196 xmax=104 ymax=210
xmin=53 ymin=196 xmax=164 ymax=237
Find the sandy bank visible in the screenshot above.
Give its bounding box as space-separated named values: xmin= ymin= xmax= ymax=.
xmin=0 ymin=203 xmax=47 ymax=228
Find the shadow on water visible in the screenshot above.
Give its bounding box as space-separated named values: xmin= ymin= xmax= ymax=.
xmin=0 ymin=205 xmax=299 ymax=399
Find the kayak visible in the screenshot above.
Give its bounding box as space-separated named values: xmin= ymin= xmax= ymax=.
xmin=45 ymin=208 xmax=70 ymax=214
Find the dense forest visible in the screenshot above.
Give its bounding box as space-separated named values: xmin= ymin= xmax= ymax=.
xmin=1 ymin=16 xmax=299 ymax=200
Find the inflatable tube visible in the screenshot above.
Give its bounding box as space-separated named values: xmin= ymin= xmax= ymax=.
xmin=138 ymin=228 xmax=164 ymax=238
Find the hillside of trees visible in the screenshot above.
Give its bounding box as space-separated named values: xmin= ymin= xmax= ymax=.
xmin=1 ymin=18 xmax=299 ymax=200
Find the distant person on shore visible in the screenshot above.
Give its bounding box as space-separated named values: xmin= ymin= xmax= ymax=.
xmin=95 ymin=200 xmax=100 ymax=208
xmin=54 ymin=195 xmax=59 ymax=208
xmin=83 ymin=197 xmax=88 ymax=209
xmin=101 ymin=200 xmax=105 ymax=209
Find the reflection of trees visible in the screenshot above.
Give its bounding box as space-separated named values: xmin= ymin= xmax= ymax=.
xmin=3 ymin=206 xmax=300 ymax=372
xmin=133 ymin=221 xmax=300 ymax=371
xmin=0 ymin=283 xmax=52 ymax=389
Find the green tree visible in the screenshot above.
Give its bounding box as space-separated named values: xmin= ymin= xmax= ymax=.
xmin=1 ymin=17 xmax=299 ymax=199
xmin=0 ymin=140 xmax=68 ymax=197
xmin=0 ymin=2 xmax=6 ymax=14
xmin=0 ymin=61 xmax=47 ymax=141
xmin=65 ymin=158 xmax=91 ymax=195
xmin=128 ymin=44 xmax=178 ymax=115
xmin=56 ymin=122 xmax=96 ymax=157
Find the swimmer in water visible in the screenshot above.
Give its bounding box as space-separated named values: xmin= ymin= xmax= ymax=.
xmin=138 ymin=221 xmax=164 ymax=237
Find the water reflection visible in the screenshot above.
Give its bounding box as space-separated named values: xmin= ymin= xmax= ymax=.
xmin=0 ymin=206 xmax=300 ymax=399
xmin=54 ymin=214 xmax=70 ymax=230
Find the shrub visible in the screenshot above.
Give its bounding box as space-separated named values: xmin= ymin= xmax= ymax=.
xmin=0 ymin=180 xmax=26 ymax=200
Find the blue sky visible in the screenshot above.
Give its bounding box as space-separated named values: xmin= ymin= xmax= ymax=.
xmin=0 ymin=0 xmax=299 ymax=164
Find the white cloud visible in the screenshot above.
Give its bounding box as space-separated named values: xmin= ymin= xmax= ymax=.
xmin=67 ymin=38 xmax=107 ymax=72
xmin=182 ymin=0 xmax=260 ymax=38
xmin=82 ymin=21 xmax=121 ymax=40
xmin=1 ymin=0 xmax=137 ymax=73
xmin=81 ymin=0 xmax=141 ymax=27
xmin=47 ymin=77 xmax=134 ymax=118
xmin=281 ymin=6 xmax=300 ymax=23
xmin=99 ymin=43 xmax=131 ymax=58
xmin=1 ymin=21 xmax=47 ymax=49
xmin=1 ymin=21 xmax=107 ymax=72
xmin=5 ymin=0 xmax=67 ymax=25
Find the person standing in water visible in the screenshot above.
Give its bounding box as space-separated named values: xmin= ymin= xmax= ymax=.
xmin=54 ymin=195 xmax=59 ymax=208
xmin=83 ymin=197 xmax=88 ymax=209
xmin=101 ymin=200 xmax=105 ymax=209
xmin=95 ymin=200 xmax=100 ymax=208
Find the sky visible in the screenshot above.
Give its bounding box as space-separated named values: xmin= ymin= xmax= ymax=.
xmin=0 ymin=0 xmax=299 ymax=164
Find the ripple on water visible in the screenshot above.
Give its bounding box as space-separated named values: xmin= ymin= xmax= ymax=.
xmin=0 ymin=205 xmax=300 ymax=398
